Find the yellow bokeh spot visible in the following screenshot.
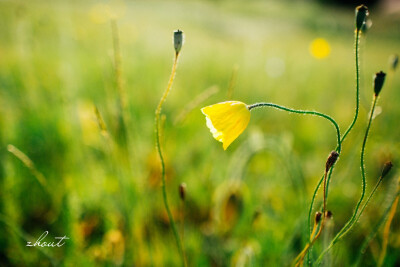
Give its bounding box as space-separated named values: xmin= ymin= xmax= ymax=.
xmin=310 ymin=38 xmax=331 ymax=59
xmin=89 ymin=4 xmax=112 ymax=24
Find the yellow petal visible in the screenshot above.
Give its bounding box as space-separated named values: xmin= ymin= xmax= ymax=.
xmin=201 ymin=101 xmax=250 ymax=150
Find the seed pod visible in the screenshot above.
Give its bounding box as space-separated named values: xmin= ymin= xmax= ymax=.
xmin=355 ymin=5 xmax=369 ymax=32
xmin=315 ymin=211 xmax=322 ymax=224
xmin=381 ymin=161 xmax=393 ymax=178
xmin=325 ymin=151 xmax=339 ymax=172
xmin=179 ymin=183 xmax=186 ymax=201
xmin=374 ymin=71 xmax=386 ymax=96
xmin=174 ymin=30 xmax=183 ymax=55
xmin=325 ymin=210 xmax=333 ymax=219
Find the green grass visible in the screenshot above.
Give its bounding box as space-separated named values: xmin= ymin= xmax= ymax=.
xmin=1 ymin=0 xmax=399 ymax=266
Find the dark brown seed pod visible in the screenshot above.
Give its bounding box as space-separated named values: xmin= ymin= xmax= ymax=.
xmin=355 ymin=5 xmax=369 ymax=32
xmin=315 ymin=211 xmax=322 ymax=224
xmin=325 ymin=151 xmax=339 ymax=172
xmin=374 ymin=71 xmax=386 ymax=96
xmin=381 ymin=161 xmax=393 ymax=179
xmin=325 ymin=210 xmax=333 ymax=219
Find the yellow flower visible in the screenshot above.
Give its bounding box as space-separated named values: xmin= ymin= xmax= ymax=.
xmin=201 ymin=101 xmax=250 ymax=150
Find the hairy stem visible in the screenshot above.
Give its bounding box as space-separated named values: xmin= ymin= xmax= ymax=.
xmin=316 ymin=95 xmax=378 ymax=264
xmin=248 ymin=102 xmax=341 ymax=266
xmin=326 ymin=29 xmax=362 ymax=205
xmin=294 ymin=171 xmax=330 ymax=266
xmin=248 ymin=103 xmax=341 ymax=152
xmin=306 ymin=29 xmax=361 ymax=265
xmin=155 ymin=53 xmax=185 ymax=266
xmin=340 ymin=30 xmax=361 ymax=142
xmin=354 ymin=173 xmax=385 ymax=226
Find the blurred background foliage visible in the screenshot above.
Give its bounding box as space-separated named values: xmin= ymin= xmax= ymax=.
xmin=0 ymin=0 xmax=399 ymax=266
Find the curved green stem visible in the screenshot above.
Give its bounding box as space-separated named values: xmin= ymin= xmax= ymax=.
xmin=305 ymin=29 xmax=361 ymax=266
xmin=248 ymin=103 xmax=341 ymax=153
xmin=308 ymin=174 xmax=324 ymax=227
xmin=316 ymin=95 xmax=378 ymax=264
xmin=326 ymin=29 xmax=361 ymax=202
xmin=340 ymin=30 xmax=361 ymax=142
xmin=248 ymin=103 xmax=341 ymax=258
xmin=155 ymin=53 xmax=185 ymax=266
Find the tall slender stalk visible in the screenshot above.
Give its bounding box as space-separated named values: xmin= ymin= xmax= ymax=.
xmin=340 ymin=29 xmax=361 ymax=143
xmin=354 ymin=171 xmax=386 ymax=225
xmin=322 ymin=28 xmax=362 ymax=218
xmin=155 ymin=46 xmax=185 ymax=265
xmin=325 ymin=29 xmax=362 ymax=198
xmin=305 ymin=29 xmax=362 ymax=265
xmin=341 ymin=96 xmax=377 ymax=232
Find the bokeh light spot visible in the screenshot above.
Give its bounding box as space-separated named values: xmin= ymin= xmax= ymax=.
xmin=265 ymin=57 xmax=285 ymax=78
xmin=310 ymin=38 xmax=331 ymax=59
xmin=89 ymin=2 xmax=126 ymax=24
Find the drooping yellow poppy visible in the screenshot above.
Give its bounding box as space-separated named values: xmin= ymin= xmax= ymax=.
xmin=201 ymin=101 xmax=250 ymax=150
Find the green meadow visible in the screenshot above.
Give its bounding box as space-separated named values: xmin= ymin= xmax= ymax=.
xmin=0 ymin=0 xmax=399 ymax=266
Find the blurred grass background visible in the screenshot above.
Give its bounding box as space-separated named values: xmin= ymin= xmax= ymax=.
xmin=0 ymin=0 xmax=399 ymax=266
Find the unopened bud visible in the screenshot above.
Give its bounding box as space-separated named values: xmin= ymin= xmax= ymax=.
xmin=315 ymin=211 xmax=322 ymax=224
xmin=355 ymin=5 xmax=369 ymax=32
xmin=174 ymin=30 xmax=183 ymax=55
xmin=373 ymin=71 xmax=386 ymax=96
xmin=325 ymin=151 xmax=339 ymax=172
xmin=389 ymin=54 xmax=398 ymax=71
xmin=381 ymin=161 xmax=393 ymax=178
xmin=325 ymin=210 xmax=333 ymax=219
xmin=179 ymin=182 xmax=186 ymax=201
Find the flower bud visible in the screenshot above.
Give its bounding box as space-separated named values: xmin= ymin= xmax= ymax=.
xmin=381 ymin=161 xmax=393 ymax=178
xmin=355 ymin=5 xmax=369 ymax=32
xmin=174 ymin=30 xmax=183 ymax=55
xmin=325 ymin=210 xmax=333 ymax=219
xmin=325 ymin=151 xmax=339 ymax=172
xmin=389 ymin=54 xmax=398 ymax=71
xmin=315 ymin=211 xmax=322 ymax=224
xmin=179 ymin=182 xmax=186 ymax=201
xmin=373 ymin=71 xmax=386 ymax=96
